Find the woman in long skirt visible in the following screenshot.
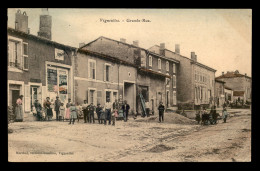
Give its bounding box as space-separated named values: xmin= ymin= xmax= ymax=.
xmin=44 ymin=97 xmax=53 ymax=121
xmin=65 ymin=98 xmax=72 ymax=120
xmin=69 ymin=103 xmax=77 ymax=124
xmin=15 ymin=95 xmax=24 ymax=122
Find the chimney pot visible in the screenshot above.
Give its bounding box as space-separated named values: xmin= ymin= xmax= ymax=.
xmin=191 ymin=52 xmax=196 ymax=61
xmin=175 ymin=44 xmax=180 ymax=54
xmin=120 ymin=38 xmax=126 ymax=43
xmin=160 ymin=43 xmax=165 ymax=50
xmin=15 ymin=10 xmax=28 ymax=33
xmin=133 ymin=40 xmax=139 ymax=47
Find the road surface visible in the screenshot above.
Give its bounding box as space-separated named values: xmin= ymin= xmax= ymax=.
xmin=8 ymin=109 xmax=251 ymax=162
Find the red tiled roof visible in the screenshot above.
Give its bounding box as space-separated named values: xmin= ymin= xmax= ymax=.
xmin=233 ymin=91 xmax=244 ymax=96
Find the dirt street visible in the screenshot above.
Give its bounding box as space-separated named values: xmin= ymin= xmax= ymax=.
xmin=8 ymin=109 xmax=251 ymax=162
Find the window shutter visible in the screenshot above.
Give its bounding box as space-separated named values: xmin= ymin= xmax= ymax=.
xmin=23 ymin=43 xmax=29 ymax=70
xmin=104 ymin=64 xmax=106 ymax=81
xmin=24 ymin=85 xmax=30 ymax=112
xmin=110 ymin=66 xmax=112 ymax=82
xmin=42 ymin=86 xmax=46 ymax=105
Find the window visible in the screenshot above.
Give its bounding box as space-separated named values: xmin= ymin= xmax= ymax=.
xmin=88 ymin=59 xmax=96 ymax=79
xmin=173 ymin=63 xmax=176 ymax=73
xmin=97 ymin=91 xmax=102 ymax=104
xmin=166 ymin=61 xmax=169 ymax=72
xmin=158 ymin=58 xmax=161 ymax=70
xmin=140 ymin=86 xmax=149 ymax=102
xmin=23 ymin=42 xmax=29 ymax=70
xmin=104 ymin=63 xmax=111 ymax=82
xmin=149 ymin=55 xmax=152 ymax=67
xmin=173 ymin=91 xmax=177 ymax=105
xmin=89 ymin=90 xmax=95 ymax=104
xmin=172 ymin=75 xmax=176 ymax=88
xmin=106 ymin=91 xmax=111 ymax=102
xmin=166 ymin=78 xmax=170 ymax=87
xmin=106 ymin=65 xmax=110 ymax=81
xmin=8 ymin=37 xmax=24 ymax=70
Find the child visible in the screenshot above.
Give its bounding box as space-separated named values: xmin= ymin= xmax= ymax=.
xmin=69 ymin=103 xmax=77 ymax=125
xmin=59 ymin=103 xmax=65 ymax=121
xmin=111 ymin=109 xmax=118 ymax=126
xmin=32 ymin=104 xmax=37 ymax=116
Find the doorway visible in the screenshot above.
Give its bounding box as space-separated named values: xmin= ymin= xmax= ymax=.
xmin=11 ymin=90 xmax=20 ymax=114
xmin=124 ymin=82 xmax=135 ymax=113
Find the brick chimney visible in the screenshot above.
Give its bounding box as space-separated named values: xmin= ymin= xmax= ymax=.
xmin=15 ymin=9 xmax=29 ymax=33
xmin=120 ymin=38 xmax=126 ymax=43
xmin=245 ymin=73 xmax=247 ymax=76
xmin=175 ymin=44 xmax=180 ymax=54
xmin=222 ymin=72 xmax=224 ymax=75
xmin=159 ymin=43 xmax=165 ymax=56
xmin=79 ymin=42 xmax=85 ymax=48
xmin=133 ymin=40 xmax=139 ymax=47
xmin=38 ymin=8 xmax=52 ymax=40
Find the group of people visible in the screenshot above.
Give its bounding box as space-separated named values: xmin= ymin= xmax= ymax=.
xmin=195 ymin=105 xmax=229 ymax=125
xmin=82 ymin=98 xmax=130 ymax=126
xmin=30 ymin=96 xmax=131 ymax=126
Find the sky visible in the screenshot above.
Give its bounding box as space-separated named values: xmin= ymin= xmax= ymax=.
xmin=7 ymin=8 xmax=252 ymax=77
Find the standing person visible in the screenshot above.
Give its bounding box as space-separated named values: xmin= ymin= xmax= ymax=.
xmin=158 ymin=101 xmax=165 ymax=123
xmin=15 ymin=95 xmax=24 ymax=122
xmin=54 ymin=96 xmax=61 ymax=121
xmin=59 ymin=103 xmax=65 ymax=121
xmin=76 ymin=103 xmax=82 ymax=122
xmin=88 ymin=103 xmax=95 ymax=124
xmin=112 ymin=99 xmax=120 ymax=126
xmin=34 ymin=100 xmax=42 ymax=121
xmin=44 ymin=97 xmax=53 ymax=121
xmin=104 ymin=98 xmax=112 ymax=125
xmin=65 ymin=98 xmax=72 ymax=121
xmin=69 ymin=103 xmax=77 ymax=125
xmin=122 ymin=100 xmax=130 ymax=122
xmin=222 ymin=106 xmax=228 ymax=123
xmin=211 ymin=105 xmax=218 ymax=124
xmin=195 ymin=109 xmax=201 ymax=124
xmin=96 ymin=103 xmax=103 ymax=124
xmin=82 ymin=100 xmax=88 ymax=123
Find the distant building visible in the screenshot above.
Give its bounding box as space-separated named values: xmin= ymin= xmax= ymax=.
xmin=8 ymin=9 xmax=76 ymax=120
xmin=149 ymin=44 xmax=216 ymax=109
xmin=224 ymin=86 xmax=233 ymax=103
xmin=216 ymin=70 xmax=251 ymax=103
xmin=82 ymin=37 xmax=180 ymax=115
xmin=215 ymin=79 xmax=225 ymax=107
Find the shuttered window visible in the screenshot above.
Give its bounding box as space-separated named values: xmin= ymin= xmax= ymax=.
xmin=23 ymin=42 xmax=29 ymax=70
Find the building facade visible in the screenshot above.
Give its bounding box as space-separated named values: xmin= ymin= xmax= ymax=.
xmin=149 ymin=44 xmax=216 ymax=109
xmin=215 ymin=70 xmax=251 ymax=103
xmin=81 ymin=37 xmax=179 ymax=115
xmin=74 ymin=49 xmax=137 ymax=113
xmin=8 ymin=10 xmax=76 ymax=120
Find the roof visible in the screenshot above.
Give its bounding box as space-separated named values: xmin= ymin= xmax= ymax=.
xmin=216 ymin=71 xmax=251 ymax=79
xmin=139 ymin=68 xmax=171 ymax=78
xmin=83 ymin=36 xmax=180 ymax=64
xmin=215 ymin=79 xmax=225 ymax=83
xmin=78 ymin=49 xmax=137 ymax=68
xmin=233 ymin=91 xmax=245 ymax=96
xmin=151 ymin=45 xmax=216 ymax=72
xmin=8 ymin=27 xmax=77 ymax=50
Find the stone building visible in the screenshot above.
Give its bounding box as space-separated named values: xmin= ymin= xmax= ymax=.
xmin=215 ymin=70 xmax=251 ymax=103
xmin=149 ymin=44 xmax=216 ymax=109
xmin=74 ymin=48 xmax=137 ymax=113
xmin=8 ymin=9 xmax=76 ymax=120
xmin=81 ymin=37 xmax=179 ymax=115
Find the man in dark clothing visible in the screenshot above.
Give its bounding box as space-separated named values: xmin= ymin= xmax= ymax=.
xmin=211 ymin=105 xmax=218 ymax=124
xmin=88 ymin=103 xmax=95 ymax=123
xmin=82 ymin=100 xmax=88 ymax=123
xmin=54 ymin=96 xmax=61 ymax=121
xmin=122 ymin=100 xmax=130 ymax=122
xmin=158 ymin=102 xmax=165 ymax=123
xmin=34 ymin=100 xmax=42 ymax=121
xmin=96 ymin=103 xmax=103 ymax=124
